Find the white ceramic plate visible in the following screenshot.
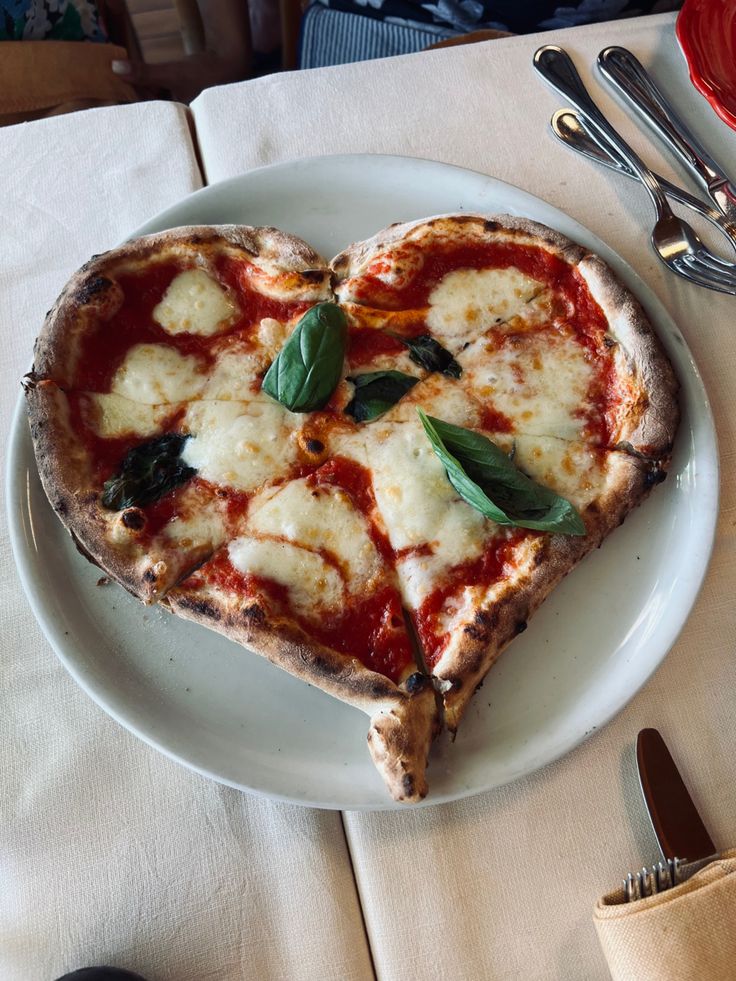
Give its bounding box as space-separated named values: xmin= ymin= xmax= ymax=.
xmin=7 ymin=154 xmax=718 ymax=810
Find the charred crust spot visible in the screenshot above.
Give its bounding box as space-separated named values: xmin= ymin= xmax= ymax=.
xmin=474 ymin=609 xmax=497 ymax=628
xmin=301 ymin=269 xmax=326 ymax=283
xmin=22 ymin=372 xmax=39 ymax=392
xmin=121 ymin=507 xmax=146 ymax=530
xmin=186 ymin=598 xmax=220 ymax=620
xmin=515 ymin=619 xmax=528 ymax=635
xmin=142 ymin=569 xmax=157 ymax=583
xmin=483 ymin=219 xmax=501 ymax=233
xmin=188 ymin=234 xmax=206 ymax=245
xmin=306 ymin=438 xmax=324 ymax=454
xmin=75 ymin=276 xmax=113 ymax=305
xmin=54 ymin=499 xmax=67 ymax=515
xmin=372 ymin=683 xmax=386 ymax=696
xmin=404 ymin=671 xmax=427 ymax=694
xmin=603 ymin=335 xmax=616 ymax=348
xmin=645 ymin=466 xmax=667 ymax=487
xmin=401 ymin=773 xmax=415 ymax=797
xmin=241 ymin=603 xmax=266 ymax=625
xmin=463 ymin=623 xmax=487 ymax=641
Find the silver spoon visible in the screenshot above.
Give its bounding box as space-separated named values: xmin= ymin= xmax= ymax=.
xmin=533 ymin=45 xmax=736 ymax=295
xmin=551 ymin=108 xmax=736 ymax=255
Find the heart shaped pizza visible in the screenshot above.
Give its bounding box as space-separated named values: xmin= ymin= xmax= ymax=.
xmin=24 ymin=215 xmax=679 ymax=802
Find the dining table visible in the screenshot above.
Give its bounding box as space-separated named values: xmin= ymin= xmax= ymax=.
xmin=3 ymin=10 xmax=736 ymax=980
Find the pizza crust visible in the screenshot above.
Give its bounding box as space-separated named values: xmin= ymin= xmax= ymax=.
xmin=575 ymin=254 xmax=679 ymax=461
xmin=163 ymin=585 xmax=440 ymax=802
xmin=330 ymin=212 xmax=586 ymax=284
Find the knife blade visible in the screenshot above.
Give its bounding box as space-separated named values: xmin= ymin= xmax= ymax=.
xmin=637 ymin=728 xmax=718 ymax=870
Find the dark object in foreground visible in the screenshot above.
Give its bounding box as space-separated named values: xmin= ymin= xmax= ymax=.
xmin=54 ymin=968 xmax=150 ymax=981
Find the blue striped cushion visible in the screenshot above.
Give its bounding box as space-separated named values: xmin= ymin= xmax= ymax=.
xmin=299 ymin=4 xmax=456 ymax=68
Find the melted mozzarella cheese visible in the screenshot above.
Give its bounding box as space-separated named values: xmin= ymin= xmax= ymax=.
xmin=426 ymin=268 xmax=543 ymax=350
xmin=163 ymin=508 xmax=226 ymax=550
xmin=203 ymin=347 xmax=265 ymax=400
xmin=460 ymin=332 xmax=595 ymax=439
xmin=387 ymin=373 xmax=482 ymax=427
xmin=202 ymin=317 xmax=290 ymax=400
xmin=111 ymin=344 xmax=206 ymax=403
xmin=247 ymin=478 xmax=382 ymax=587
xmin=181 ymin=398 xmax=299 ymax=492
xmin=228 ymin=538 xmax=344 ymax=615
xmin=363 ymin=419 xmax=492 ymax=606
xmin=511 ymin=435 xmax=612 ymax=510
xmin=153 ymin=269 xmax=237 ymax=337
xmin=83 ymin=393 xmax=173 ymax=438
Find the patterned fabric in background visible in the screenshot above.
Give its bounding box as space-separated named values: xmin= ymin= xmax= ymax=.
xmin=315 ymin=0 xmax=683 ymax=35
xmin=0 ymin=0 xmax=107 ymax=40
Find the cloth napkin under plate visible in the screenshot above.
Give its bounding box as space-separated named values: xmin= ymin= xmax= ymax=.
xmin=594 ymin=849 xmax=736 ymax=981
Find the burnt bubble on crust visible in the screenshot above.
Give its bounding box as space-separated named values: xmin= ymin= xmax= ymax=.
xmin=73 ymin=275 xmax=114 ymax=305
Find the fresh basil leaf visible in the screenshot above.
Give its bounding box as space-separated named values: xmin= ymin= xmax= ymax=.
xmin=262 ymin=302 xmax=347 ymax=412
xmin=101 ymin=433 xmax=196 ymax=511
xmin=398 ymin=334 xmax=462 ymax=378
xmin=418 ymin=410 xmax=586 ymax=535
xmin=345 ymin=370 xmax=419 ymax=422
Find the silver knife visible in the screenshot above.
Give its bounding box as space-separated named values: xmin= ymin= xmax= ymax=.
xmin=627 ymin=728 xmax=719 ymax=901
xmin=597 ymin=46 xmax=736 ymax=224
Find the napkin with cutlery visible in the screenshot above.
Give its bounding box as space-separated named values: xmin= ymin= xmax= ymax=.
xmin=594 ymin=849 xmax=736 ymax=981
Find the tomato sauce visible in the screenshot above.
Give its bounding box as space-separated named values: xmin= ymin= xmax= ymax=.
xmin=216 ymin=255 xmax=312 ymax=330
xmin=190 ymin=547 xmax=412 ymax=683
xmin=73 ymin=256 xmax=313 ymax=393
xmin=415 ymin=530 xmax=528 ymax=667
xmin=308 ymin=455 xmax=395 ymax=563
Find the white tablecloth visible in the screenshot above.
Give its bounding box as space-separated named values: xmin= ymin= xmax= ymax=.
xmin=192 ymin=17 xmax=736 ymax=976
xmin=0 ymin=103 xmax=372 ymax=981
xmin=3 ymin=12 xmax=736 ymax=980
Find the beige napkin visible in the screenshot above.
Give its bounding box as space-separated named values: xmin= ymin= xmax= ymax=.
xmin=594 ymin=850 xmax=736 ymax=981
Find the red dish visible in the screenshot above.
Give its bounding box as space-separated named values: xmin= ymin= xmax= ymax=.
xmin=677 ymin=0 xmax=736 ymax=131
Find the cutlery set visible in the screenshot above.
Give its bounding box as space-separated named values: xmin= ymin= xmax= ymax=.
xmin=534 ymin=44 xmax=736 ymax=294
xmin=624 ymin=728 xmax=719 ymax=903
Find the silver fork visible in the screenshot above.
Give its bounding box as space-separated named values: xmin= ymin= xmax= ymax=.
xmin=550 ymin=109 xmax=736 ymax=255
xmin=533 ymin=45 xmax=736 ymax=295
xmin=623 ymin=857 xmax=682 ymax=902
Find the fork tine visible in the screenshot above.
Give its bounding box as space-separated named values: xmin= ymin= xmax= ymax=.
xmin=672 ymin=258 xmax=736 ymax=294
xmin=682 ymin=255 xmax=736 ymax=284
xmin=691 ymin=251 xmax=736 ymax=274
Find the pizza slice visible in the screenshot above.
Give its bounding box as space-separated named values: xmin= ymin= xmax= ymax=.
xmin=33 ymin=224 xmax=332 ymax=396
xmin=164 ymin=461 xmax=439 ymax=802
xmin=25 ymin=225 xmax=337 ymax=601
xmin=330 ymin=214 xmax=578 ymax=357
xmin=24 ymin=378 xmax=342 ymax=601
xmin=454 ymin=255 xmax=678 ymax=456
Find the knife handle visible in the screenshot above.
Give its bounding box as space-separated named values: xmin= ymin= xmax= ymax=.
xmin=597 ymin=46 xmax=736 ymax=208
